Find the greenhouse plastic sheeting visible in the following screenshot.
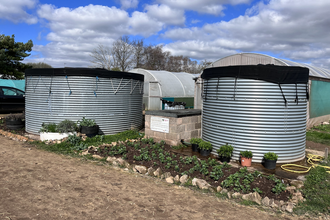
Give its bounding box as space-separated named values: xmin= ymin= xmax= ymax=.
xmin=0 ymin=79 xmax=25 ymax=91
xmin=310 ymin=80 xmax=330 ymax=118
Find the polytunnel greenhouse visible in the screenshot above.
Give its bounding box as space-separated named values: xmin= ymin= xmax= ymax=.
xmin=129 ymin=68 xmax=199 ymax=110
xmin=25 ymin=68 xmax=144 ymax=135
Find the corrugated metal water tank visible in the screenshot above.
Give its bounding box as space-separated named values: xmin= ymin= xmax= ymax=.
xmin=201 ymin=65 xmax=309 ymax=163
xmin=25 ymin=68 xmax=144 ymax=135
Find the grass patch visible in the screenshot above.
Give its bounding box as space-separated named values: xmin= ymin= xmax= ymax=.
xmin=239 ymin=199 xmax=259 ymax=206
xmin=306 ymin=130 xmax=330 ymax=145
xmin=294 ymin=155 xmax=330 ymax=215
xmin=311 ymin=123 xmax=330 ymax=133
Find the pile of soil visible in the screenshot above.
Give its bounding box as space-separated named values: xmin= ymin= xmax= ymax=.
xmin=88 ymin=140 xmax=290 ymax=201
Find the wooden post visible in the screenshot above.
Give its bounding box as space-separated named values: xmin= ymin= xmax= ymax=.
xmin=325 ymin=148 xmax=328 ymax=160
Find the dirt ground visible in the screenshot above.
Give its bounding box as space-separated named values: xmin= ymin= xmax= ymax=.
xmin=0 ymin=135 xmax=308 ymax=220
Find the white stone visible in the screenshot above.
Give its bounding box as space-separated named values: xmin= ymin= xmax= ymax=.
xmin=147 ymin=167 xmax=155 ymax=176
xmin=216 ymin=186 xmax=223 ymax=192
xmin=262 ymin=197 xmax=270 ymax=206
xmin=153 ymin=168 xmax=162 ymax=177
xmin=166 ymin=176 xmax=174 ymax=184
xmin=92 ymin=155 xmax=103 ymax=159
xmin=174 ymin=175 xmax=180 ymax=183
xmin=179 ymin=175 xmax=188 ymax=184
xmin=286 ymin=202 xmax=294 ymax=213
xmin=134 ymin=165 xmax=147 ymax=174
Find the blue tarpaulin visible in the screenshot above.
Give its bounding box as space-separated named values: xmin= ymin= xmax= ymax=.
xmin=0 ymin=79 xmax=25 ymax=91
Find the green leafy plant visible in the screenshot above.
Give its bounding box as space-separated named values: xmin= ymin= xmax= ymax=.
xmin=198 ymin=140 xmax=212 ymax=150
xmin=253 ymin=187 xmax=263 ymax=194
xmin=66 ymin=134 xmax=82 ymax=146
xmin=79 ymin=117 xmax=96 ymax=127
xmin=240 ymin=150 xmax=253 ymax=159
xmin=39 ymin=123 xmax=57 ymax=132
xmin=217 ymin=144 xmax=234 ymax=158
xmin=210 ymin=165 xmax=224 ymax=180
xmin=264 ymin=152 xmax=278 ymax=161
xmin=57 ymin=119 xmax=78 ymax=133
xmin=190 ymin=138 xmax=202 ymax=145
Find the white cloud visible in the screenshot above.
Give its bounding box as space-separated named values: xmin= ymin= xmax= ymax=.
xmin=145 ymin=4 xmax=185 ymax=26
xmin=34 ymin=4 xmax=172 ymax=67
xmin=157 ymin=0 xmax=251 ymax=15
xmin=120 ymin=0 xmax=139 ymax=9
xmin=0 ymin=0 xmax=38 ymax=24
xmin=162 ymin=0 xmax=330 ymax=68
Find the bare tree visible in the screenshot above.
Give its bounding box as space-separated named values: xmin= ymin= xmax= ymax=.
xmin=132 ymin=39 xmax=145 ymax=69
xmin=112 ymin=36 xmax=134 ymax=72
xmin=90 ymin=44 xmax=114 ymax=70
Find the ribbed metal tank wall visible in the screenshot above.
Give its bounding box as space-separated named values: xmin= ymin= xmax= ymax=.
xmin=25 ymin=68 xmax=144 ymax=135
xmin=201 ymin=65 xmax=309 ymax=163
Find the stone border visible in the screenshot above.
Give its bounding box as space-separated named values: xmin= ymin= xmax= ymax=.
xmin=0 ymin=129 xmax=33 ymax=142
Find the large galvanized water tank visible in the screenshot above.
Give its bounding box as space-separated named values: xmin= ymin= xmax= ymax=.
xmin=25 ymin=68 xmax=144 ymax=135
xmin=201 ymin=65 xmax=309 ymax=163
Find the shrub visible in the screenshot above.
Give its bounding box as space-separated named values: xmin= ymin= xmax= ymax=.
xmin=79 ymin=117 xmax=96 ymax=127
xmin=198 ymin=140 xmax=212 ymax=150
xmin=190 ymin=138 xmax=202 ymax=145
xmin=39 ymin=123 xmax=57 ymax=132
xmin=5 ymin=113 xmax=25 ymax=120
xmin=264 ymin=152 xmax=278 ymax=161
xmin=57 ymin=119 xmax=78 ymax=133
xmin=217 ymin=144 xmax=234 ymax=158
xmin=240 ymin=150 xmax=253 ymax=159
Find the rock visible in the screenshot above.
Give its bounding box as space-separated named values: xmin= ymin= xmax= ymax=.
xmin=161 ymin=172 xmax=172 ymax=179
xmin=281 ymin=205 xmax=286 ymax=212
xmin=134 ymin=165 xmax=147 ymax=174
xmin=166 ymin=176 xmax=174 ymax=184
xmin=111 ymin=142 xmax=117 ymax=146
xmin=242 ymin=192 xmax=262 ymax=205
xmin=153 ymin=168 xmax=162 ymax=177
xmin=221 ymin=189 xmax=228 ymax=194
xmin=180 ymin=175 xmax=188 ymax=184
xmin=217 ymin=186 xmax=223 ymax=192
xmin=88 ymin=145 xmax=98 ymax=152
xmin=270 ymin=202 xmax=278 ymax=209
xmin=262 ymin=197 xmax=270 ymax=206
xmin=92 ymin=155 xmax=103 ymax=159
xmin=57 ymin=140 xmax=61 ymax=144
xmin=112 ymin=161 xmax=118 ymax=166
xmin=297 ymin=175 xmax=307 ymax=181
xmin=286 ymin=202 xmax=294 ymax=213
xmin=286 ymin=186 xmax=296 ymax=194
xmin=191 ymin=178 xmax=211 ymax=190
xmin=293 ymin=191 xmax=302 ymax=197
xmin=227 ymin=192 xmax=232 ymax=199
xmin=147 ymin=167 xmax=155 ymax=176
xmin=297 ymin=195 xmax=304 ymax=202
xmin=174 ymin=175 xmax=180 ymax=183
xmin=116 ymin=158 xmax=126 ymax=167
xmin=192 ymin=178 xmax=198 ymax=186
xmin=269 ymin=199 xmax=275 ymax=206
xmin=81 ymin=150 xmax=89 ymax=156
xmin=290 ymin=180 xmax=304 ymax=189
xmin=232 ymin=192 xmax=241 ymax=199
xmin=279 ymin=200 xmax=285 ymax=206
xmin=106 ymin=156 xmax=116 ymax=163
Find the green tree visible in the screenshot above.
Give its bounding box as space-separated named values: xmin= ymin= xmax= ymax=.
xmin=0 ymin=34 xmax=33 ymax=79
xmin=26 ymin=62 xmax=52 ymax=68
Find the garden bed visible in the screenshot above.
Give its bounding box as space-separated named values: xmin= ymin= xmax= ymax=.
xmin=87 ymin=138 xmax=290 ymax=201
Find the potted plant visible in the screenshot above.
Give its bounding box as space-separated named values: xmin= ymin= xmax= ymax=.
xmin=263 ymin=152 xmax=278 ymax=169
xmin=79 ymin=117 xmax=99 ymax=137
xmin=217 ymin=143 xmax=234 ymax=163
xmin=198 ymin=140 xmax=213 ymax=156
xmin=190 ymin=137 xmax=202 ymax=152
xmin=39 ymin=120 xmax=78 ymax=141
xmin=5 ymin=113 xmax=25 ymax=130
xmin=240 ymin=150 xmax=253 ymax=167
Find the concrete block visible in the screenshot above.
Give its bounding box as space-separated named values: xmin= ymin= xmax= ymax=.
xmin=198 ymin=129 xmax=201 ymax=137
xmin=181 ymin=131 xmax=192 ymax=140
xmin=182 ymin=117 xmax=192 ymax=124
xmin=154 ymin=131 xmax=166 ymax=139
xmin=169 ymin=125 xmax=177 ymax=133
xmin=177 ymin=124 xmax=185 ymax=133
xmin=186 ymin=123 xmax=195 ymax=131
xmin=145 ymin=115 xmax=151 ymax=121
xmin=145 ymin=129 xmax=154 ymax=137
xmin=197 ymin=116 xmax=201 ymax=123
xmin=169 ymin=117 xmax=177 ymax=125
xmin=145 ymin=121 xmax=150 ymax=129
xmin=191 ymin=116 xmax=199 ymax=123
xmin=177 ymin=118 xmax=183 ymax=125
xmin=191 ymin=130 xmax=198 ymax=138
xmin=166 ymin=133 xmax=179 ymax=140
xmin=195 ymin=123 xmax=201 ymax=129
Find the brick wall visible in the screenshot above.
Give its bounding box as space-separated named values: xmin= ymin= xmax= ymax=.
xmin=145 ymin=114 xmax=201 ymax=146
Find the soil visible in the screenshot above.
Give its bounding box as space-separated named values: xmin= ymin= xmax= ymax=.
xmin=0 ymin=135 xmax=303 ymax=220
xmin=89 ymin=141 xmax=290 ymax=201
xmin=306 ymin=140 xmax=329 ymax=152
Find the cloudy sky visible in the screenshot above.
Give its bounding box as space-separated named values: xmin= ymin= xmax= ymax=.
xmin=1 ymin=0 xmax=330 ymax=69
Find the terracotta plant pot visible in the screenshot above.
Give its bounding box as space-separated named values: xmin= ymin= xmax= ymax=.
xmin=241 ymin=156 xmax=252 ymax=167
